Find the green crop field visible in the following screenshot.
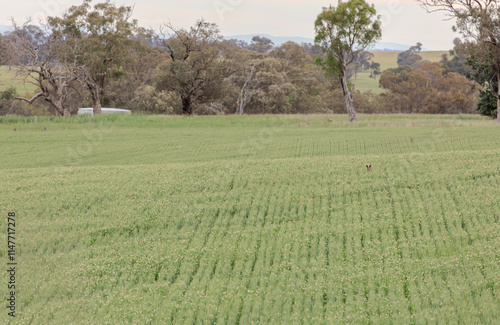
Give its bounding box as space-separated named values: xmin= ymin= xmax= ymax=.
xmin=353 ymin=51 xmax=448 ymax=93
xmin=0 ymin=114 xmax=499 ymax=324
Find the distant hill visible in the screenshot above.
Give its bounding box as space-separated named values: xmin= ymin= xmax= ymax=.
xmin=0 ymin=25 xmax=11 ymax=34
xmin=224 ymin=34 xmax=431 ymax=52
xmin=224 ymin=34 xmax=314 ymax=47
xmin=370 ymin=42 xmax=430 ymax=52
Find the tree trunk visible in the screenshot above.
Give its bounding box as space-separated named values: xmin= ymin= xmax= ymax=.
xmin=339 ymin=71 xmax=357 ymax=122
xmin=237 ymin=66 xmax=255 ymax=115
xmin=182 ymin=97 xmax=192 ymax=115
xmin=237 ymin=88 xmax=249 ymax=115
xmin=49 ymin=96 xmax=67 ymax=117
xmin=93 ymin=100 xmax=102 ymax=115
xmin=52 ymin=98 xmax=67 ymax=117
xmin=91 ymin=89 xmax=102 ymax=115
xmin=497 ymin=74 xmax=500 ymax=124
xmin=238 ymin=99 xmax=244 ymax=115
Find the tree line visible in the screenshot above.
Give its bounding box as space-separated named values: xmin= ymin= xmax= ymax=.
xmin=0 ymin=0 xmax=497 ymax=122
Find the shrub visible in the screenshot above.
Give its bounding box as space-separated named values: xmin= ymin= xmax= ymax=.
xmin=131 ymin=85 xmax=179 ymax=114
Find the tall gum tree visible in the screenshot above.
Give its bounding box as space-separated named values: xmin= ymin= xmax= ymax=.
xmin=48 ymin=0 xmax=139 ymax=114
xmin=418 ymin=0 xmax=500 ymax=124
xmin=314 ymin=0 xmax=381 ymax=122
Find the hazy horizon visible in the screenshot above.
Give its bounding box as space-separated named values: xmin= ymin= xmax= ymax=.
xmin=1 ymin=0 xmax=458 ymax=50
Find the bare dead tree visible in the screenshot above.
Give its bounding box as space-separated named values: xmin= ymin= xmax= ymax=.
xmin=10 ymin=20 xmax=78 ymax=116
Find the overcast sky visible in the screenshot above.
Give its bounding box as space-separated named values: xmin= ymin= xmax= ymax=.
xmin=1 ymin=0 xmax=458 ymax=50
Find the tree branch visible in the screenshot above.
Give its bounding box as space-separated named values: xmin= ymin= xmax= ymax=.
xmin=15 ymin=92 xmax=44 ymax=104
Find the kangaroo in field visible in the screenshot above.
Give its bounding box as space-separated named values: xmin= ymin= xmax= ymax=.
xmin=366 ymin=164 xmax=371 ymax=172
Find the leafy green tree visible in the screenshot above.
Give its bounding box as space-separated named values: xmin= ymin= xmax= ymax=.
xmin=457 ymin=45 xmax=497 ymax=118
xmin=469 ymin=59 xmax=498 ymax=118
xmin=249 ymin=36 xmax=274 ymax=53
xmin=106 ymin=29 xmax=169 ymax=109
xmin=314 ymin=0 xmax=381 ymax=122
xmin=354 ymin=51 xmax=375 ymax=71
xmin=238 ymin=56 xmax=296 ymax=114
xmin=477 ymin=82 xmax=497 ymax=118
xmin=397 ymin=43 xmax=423 ymax=67
xmin=369 ymin=62 xmax=381 ymax=79
xmin=48 ymin=0 xmax=140 ymax=114
xmin=440 ymin=38 xmax=471 ymax=76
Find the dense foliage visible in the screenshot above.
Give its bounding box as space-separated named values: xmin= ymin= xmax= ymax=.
xmin=477 ymin=83 xmax=498 ymax=118
xmin=379 ymin=62 xmax=478 ymax=114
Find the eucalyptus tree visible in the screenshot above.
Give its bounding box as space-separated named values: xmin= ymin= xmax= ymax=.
xmin=249 ymin=36 xmax=274 ymax=53
xmin=314 ymin=0 xmax=381 ymax=122
xmin=155 ymin=20 xmax=239 ymax=115
xmin=397 ymin=43 xmax=424 ymax=68
xmin=48 ymin=0 xmax=140 ymax=114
